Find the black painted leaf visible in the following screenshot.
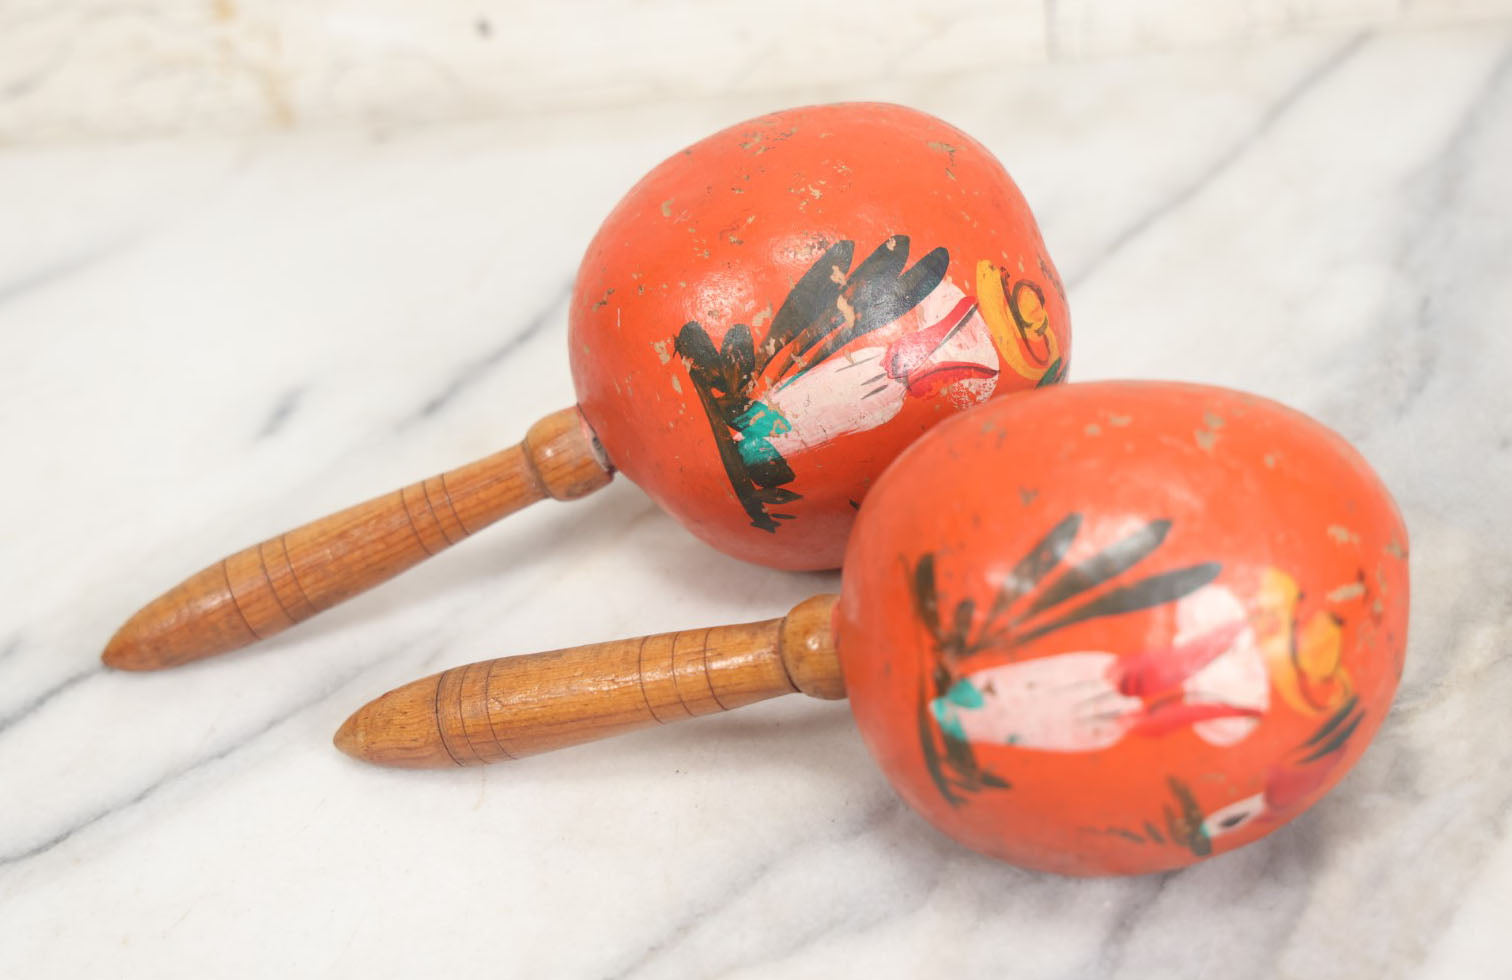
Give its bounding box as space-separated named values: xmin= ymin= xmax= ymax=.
xmin=745 ymin=455 xmax=795 ymax=489
xmin=912 ymin=554 xmax=941 ymax=642
xmin=1299 ymin=708 xmax=1364 ymax=763
xmin=1020 ymin=519 xmax=1172 ymax=620
xmin=800 ymin=241 xmax=951 ymax=373
xmin=951 ymin=597 xmax=976 ymax=648
xmin=942 ymin=729 xmax=982 ymax=787
xmin=843 ymin=235 xmax=912 ymax=329
xmin=758 ymin=240 xmax=854 ymax=373
xmin=986 ymin=512 xmax=1082 ymax=621
xmin=1166 ymin=777 xmax=1212 ymax=857
xmin=917 ymin=697 xmax=962 ymax=807
xmin=720 ymin=322 xmax=756 ymax=392
xmin=883 ymin=245 xmax=951 ymax=325
xmin=1302 ymin=695 xmax=1360 ymax=747
xmin=1015 ymin=562 xmax=1222 ymax=646
xmin=755 ymin=486 xmax=801 ymax=505
xmin=674 ymin=321 xmax=722 ymax=385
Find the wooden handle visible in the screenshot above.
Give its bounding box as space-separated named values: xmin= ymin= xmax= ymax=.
xmin=333 ymin=594 xmax=843 ymax=768
xmin=103 ymin=407 xmax=613 ymax=671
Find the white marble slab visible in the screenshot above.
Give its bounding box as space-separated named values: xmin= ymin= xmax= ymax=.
xmin=2 ymin=22 xmax=1511 ymax=980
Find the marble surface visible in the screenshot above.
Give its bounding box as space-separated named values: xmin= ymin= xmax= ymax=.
xmin=5 ymin=0 xmax=1512 ymax=141
xmin=2 ymin=22 xmax=1511 ymax=980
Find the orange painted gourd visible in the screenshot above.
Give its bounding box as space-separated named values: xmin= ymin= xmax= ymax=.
xmin=571 ymin=101 xmax=1069 ymax=568
xmin=102 ymin=101 xmax=1069 ymax=670
xmin=337 ymin=381 xmax=1408 ymax=876
xmin=838 ymin=381 xmax=1409 ymax=874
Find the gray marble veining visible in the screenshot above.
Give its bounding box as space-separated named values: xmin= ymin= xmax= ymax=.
xmin=1 ymin=24 xmax=1509 ymax=980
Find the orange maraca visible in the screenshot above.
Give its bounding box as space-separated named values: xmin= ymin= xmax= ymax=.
xmin=105 ymin=101 xmax=1070 ymax=670
xmin=336 ymin=381 xmax=1408 ymax=876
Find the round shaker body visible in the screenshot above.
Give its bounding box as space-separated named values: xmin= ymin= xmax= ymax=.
xmin=837 ymin=382 xmax=1409 ymax=875
xmin=569 ymin=102 xmax=1070 ymax=570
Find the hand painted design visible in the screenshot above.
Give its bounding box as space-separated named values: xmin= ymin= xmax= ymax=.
xmin=1253 ymin=567 xmax=1357 ymax=716
xmin=1199 ymin=696 xmax=1365 ymax=841
xmin=976 ymin=259 xmax=1064 ymax=384
xmin=908 ymin=513 xmax=1223 ymax=806
xmin=1078 ymin=778 xmax=1214 ymax=858
xmin=938 ymin=584 xmax=1272 ymax=752
xmin=676 ymin=239 xmax=1062 ymax=532
xmin=1089 ymin=698 xmax=1368 ymax=857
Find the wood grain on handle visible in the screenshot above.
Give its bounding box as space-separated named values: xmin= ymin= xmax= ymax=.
xmin=333 ymin=595 xmax=843 ymax=768
xmin=103 ymin=407 xmax=613 ymax=671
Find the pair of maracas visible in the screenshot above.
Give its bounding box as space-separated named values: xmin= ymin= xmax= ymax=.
xmin=106 ymin=103 xmax=1408 ymax=876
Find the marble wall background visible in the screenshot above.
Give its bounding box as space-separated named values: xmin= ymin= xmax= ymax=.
xmin=4 ymin=0 xmax=1512 ymax=142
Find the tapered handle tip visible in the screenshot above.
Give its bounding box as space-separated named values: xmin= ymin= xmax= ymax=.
xmin=334 ymin=674 xmax=458 ymax=768
xmin=101 ymin=623 xmax=152 ymax=671
xmin=102 ymin=564 xmax=261 ymax=670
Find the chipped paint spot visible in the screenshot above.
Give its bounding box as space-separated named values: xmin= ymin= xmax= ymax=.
xmin=652 ymin=339 xmax=673 ymax=364
xmin=1194 ymin=411 xmax=1223 ymax=452
xmin=593 ymin=287 xmax=615 ymax=310
xmin=670 ymin=374 xmax=683 ymax=394
xmin=1263 ymin=452 xmax=1280 ymax=468
xmin=1018 ymin=487 xmax=1039 ymax=506
xmin=927 ymin=140 xmax=957 ymax=160
xmin=1327 ymin=525 xmax=1359 ymax=545
xmin=739 ymin=127 xmax=797 ymax=154
xmin=752 ymin=305 xmax=773 ymax=329
xmin=1084 ymin=423 xmax=1102 ymax=436
xmin=660 ymin=199 xmax=673 ymax=217
xmin=835 ymin=292 xmax=856 ymax=329
xmin=1108 ymin=414 xmax=1132 ymax=427
xmin=1327 ymin=582 xmax=1367 ymax=603
xmin=1386 ymin=538 xmax=1406 ymax=559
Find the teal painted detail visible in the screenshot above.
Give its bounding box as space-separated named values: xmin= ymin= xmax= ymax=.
xmin=930 ymin=678 xmax=983 ymax=743
xmin=945 ymin=677 xmax=984 ymax=709
xmin=733 ymin=402 xmax=792 ymax=468
xmin=930 ymin=699 xmax=966 ymax=742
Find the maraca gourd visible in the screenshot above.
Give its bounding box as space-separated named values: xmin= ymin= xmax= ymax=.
xmin=335 ymin=381 xmax=1409 ymax=876
xmin=104 ymin=102 xmax=1070 ymax=670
